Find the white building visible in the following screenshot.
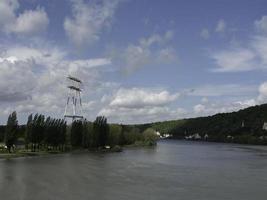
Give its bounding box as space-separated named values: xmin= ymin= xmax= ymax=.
xmin=262 ymin=122 xmax=267 ymax=131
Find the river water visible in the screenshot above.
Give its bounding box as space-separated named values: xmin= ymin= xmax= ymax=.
xmin=0 ymin=140 xmax=267 ymax=200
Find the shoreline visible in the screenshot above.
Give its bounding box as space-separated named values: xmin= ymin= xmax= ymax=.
xmin=0 ymin=143 xmax=157 ymax=160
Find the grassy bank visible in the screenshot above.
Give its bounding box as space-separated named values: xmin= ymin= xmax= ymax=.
xmin=0 ymin=150 xmax=63 ymax=159
xmin=0 ymin=140 xmax=158 ymax=159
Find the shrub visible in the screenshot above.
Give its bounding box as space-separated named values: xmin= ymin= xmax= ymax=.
xmin=142 ymin=128 xmax=158 ymax=146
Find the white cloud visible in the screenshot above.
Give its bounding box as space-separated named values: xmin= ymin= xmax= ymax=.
xmin=0 ymin=59 xmax=35 ymax=102
xmin=200 ymin=28 xmax=210 ymax=39
xmin=192 ymin=100 xmax=257 ymax=117
xmin=158 ymin=47 xmax=177 ymax=62
xmin=258 ymin=82 xmax=267 ymax=102
xmin=252 ymin=36 xmax=267 ymax=65
xmin=215 ymin=19 xmax=226 ymax=32
xmin=190 ymin=84 xmax=257 ymax=97
xmin=201 ymin=97 xmax=209 ymax=104
xmin=191 ymin=81 xmax=267 ymax=117
xmin=110 ymin=31 xmax=178 ymax=74
xmin=255 ymin=15 xmax=267 ymax=32
xmin=0 ymin=0 xmax=49 ymax=35
xmin=97 ymin=87 xmax=185 ymax=123
xmin=64 ymin=0 xmax=121 ymax=47
xmin=109 ymin=88 xmax=180 ymax=108
xmin=99 ymin=106 xmax=187 ymax=124
xmin=194 ymin=104 xmax=206 ymax=114
xmin=9 ymin=8 xmax=49 ymax=35
xmin=211 ymin=16 xmax=267 ymax=72
xmin=211 ymin=35 xmax=267 ymax=72
xmin=212 ymin=48 xmax=256 ymax=72
xmin=0 ymin=44 xmax=113 ymax=123
xmin=139 ymin=31 xmax=174 ymax=47
xmin=0 ymin=0 xmax=18 ymax=30
xmin=235 ymin=99 xmax=257 ymax=108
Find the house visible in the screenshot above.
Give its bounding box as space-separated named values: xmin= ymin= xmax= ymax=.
xmin=262 ymin=122 xmax=267 ymax=131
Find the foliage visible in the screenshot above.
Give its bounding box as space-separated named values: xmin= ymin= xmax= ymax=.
xmin=5 ymin=111 xmax=18 ymax=152
xmin=108 ymin=124 xmax=122 ymax=147
xmin=70 ymin=120 xmax=83 ymax=147
xmin=140 ymin=104 xmax=267 ymax=145
xmin=124 ymin=127 xmax=142 ymax=145
xmin=93 ymin=116 xmax=109 ymax=147
xmin=1 ymin=112 xmax=159 ymax=154
xmin=26 ymin=114 xmax=66 ymax=151
xmin=142 ymin=128 xmax=158 ymax=145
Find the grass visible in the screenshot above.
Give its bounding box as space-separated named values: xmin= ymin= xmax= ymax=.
xmin=0 ymin=149 xmax=63 ymax=159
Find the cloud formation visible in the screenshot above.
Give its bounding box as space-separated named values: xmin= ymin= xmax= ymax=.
xmin=255 ymin=15 xmax=267 ymax=32
xmin=64 ymin=0 xmax=121 ymax=47
xmin=109 ymin=88 xmax=180 ymax=108
xmin=98 ymin=87 xmax=184 ymax=123
xmin=211 ymin=16 xmax=267 ymax=72
xmin=110 ymin=31 xmax=178 ymax=74
xmin=0 ymin=44 xmax=112 ymax=122
xmin=0 ymin=0 xmax=49 ymax=35
xmin=215 ymin=19 xmax=226 ymax=32
xmin=200 ymin=28 xmax=210 ymax=39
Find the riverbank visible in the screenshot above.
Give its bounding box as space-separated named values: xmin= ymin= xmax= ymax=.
xmin=1 ymin=140 xmax=267 ymax=200
xmin=0 ymin=149 xmax=66 ymax=159
xmin=0 ymin=142 xmax=157 ymax=159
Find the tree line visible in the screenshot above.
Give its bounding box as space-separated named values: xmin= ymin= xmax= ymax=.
xmin=140 ymin=104 xmax=267 ymax=145
xmin=1 ymin=111 xmax=158 ymax=153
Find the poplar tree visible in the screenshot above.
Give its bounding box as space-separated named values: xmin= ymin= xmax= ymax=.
xmin=5 ymin=111 xmax=18 ymax=153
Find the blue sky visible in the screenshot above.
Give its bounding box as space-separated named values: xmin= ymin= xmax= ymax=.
xmin=0 ymin=0 xmax=267 ymax=124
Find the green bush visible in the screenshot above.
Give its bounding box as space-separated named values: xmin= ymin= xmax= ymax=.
xmin=124 ymin=127 xmax=142 ymax=145
xmin=142 ymin=128 xmax=158 ymax=146
xmin=108 ymin=124 xmax=122 ymax=147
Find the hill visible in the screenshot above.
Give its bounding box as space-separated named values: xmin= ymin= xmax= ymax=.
xmin=1 ymin=104 xmax=267 ymax=145
xmin=136 ymin=104 xmax=267 ymax=145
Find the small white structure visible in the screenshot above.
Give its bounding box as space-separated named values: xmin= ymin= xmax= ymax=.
xmin=227 ymin=135 xmax=234 ymax=140
xmin=185 ymin=133 xmax=201 ymax=140
xmin=193 ymin=133 xmax=201 ymax=140
xmin=262 ymin=122 xmax=267 ymax=131
xmin=259 ymin=136 xmax=265 ymax=140
xmin=242 ymin=120 xmax=245 ymax=128
xmin=161 ymin=133 xmax=171 ymax=138
xmin=204 ymin=134 xmax=209 ymax=140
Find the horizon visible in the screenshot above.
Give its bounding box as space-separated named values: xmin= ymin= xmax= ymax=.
xmin=1 ymin=100 xmax=266 ymax=127
xmin=1 ymin=0 xmax=267 ymax=125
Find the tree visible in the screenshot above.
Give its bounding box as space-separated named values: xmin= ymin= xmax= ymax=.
xmin=82 ymin=120 xmax=93 ymax=148
xmin=59 ymin=120 xmax=67 ymax=150
xmin=70 ymin=120 xmax=83 ymax=147
xmin=108 ymin=124 xmax=122 ymax=147
xmin=124 ymin=127 xmax=141 ymax=145
xmin=93 ymin=116 xmax=109 ymax=147
xmin=142 ymin=128 xmax=158 ymax=146
xmin=5 ymin=111 xmax=18 ymax=153
xmin=25 ymin=114 xmax=33 ymax=149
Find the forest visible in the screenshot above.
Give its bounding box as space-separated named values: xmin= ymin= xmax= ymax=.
xmin=140 ymin=104 xmax=267 ymax=145
xmin=0 ymin=112 xmax=158 ymax=154
xmin=1 ymin=103 xmax=267 ymax=153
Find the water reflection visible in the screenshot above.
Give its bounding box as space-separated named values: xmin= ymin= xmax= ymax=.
xmin=0 ymin=140 xmax=267 ymax=200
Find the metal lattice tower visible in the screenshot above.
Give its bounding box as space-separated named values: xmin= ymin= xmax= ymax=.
xmin=64 ymin=75 xmax=83 ymax=121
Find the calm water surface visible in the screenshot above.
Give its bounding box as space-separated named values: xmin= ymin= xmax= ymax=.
xmin=0 ymin=140 xmax=267 ymax=200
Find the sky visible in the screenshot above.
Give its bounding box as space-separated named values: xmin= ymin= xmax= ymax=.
xmin=1 ymin=0 xmax=267 ymax=124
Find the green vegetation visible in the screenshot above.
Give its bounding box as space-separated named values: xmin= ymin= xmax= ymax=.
xmin=25 ymin=114 xmax=67 ymax=151
xmin=1 ymin=103 xmax=267 ymax=157
xmin=139 ymin=104 xmax=267 ymax=145
xmin=5 ymin=111 xmax=18 ymax=153
xmin=0 ymin=113 xmax=158 ymax=157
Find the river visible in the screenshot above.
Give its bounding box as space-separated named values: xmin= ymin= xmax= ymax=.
xmin=0 ymin=140 xmax=267 ymax=200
